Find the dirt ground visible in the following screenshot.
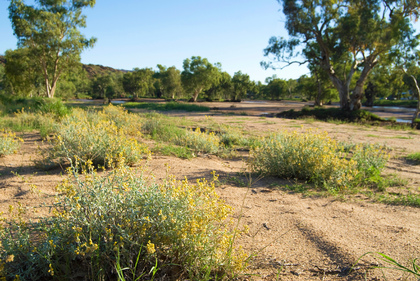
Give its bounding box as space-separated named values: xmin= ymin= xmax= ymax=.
xmin=1 ymin=100 xmax=420 ymax=280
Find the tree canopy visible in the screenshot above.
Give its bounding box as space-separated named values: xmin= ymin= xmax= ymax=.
xmin=263 ymin=0 xmax=420 ymax=110
xmin=8 ymin=0 xmax=96 ymax=98
xmin=181 ymin=56 xmax=222 ymax=102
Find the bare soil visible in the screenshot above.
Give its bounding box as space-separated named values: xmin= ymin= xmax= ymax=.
xmin=1 ymin=101 xmax=420 ymax=280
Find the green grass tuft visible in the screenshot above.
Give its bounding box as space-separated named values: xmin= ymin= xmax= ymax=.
xmin=406 ymin=152 xmax=420 ymax=165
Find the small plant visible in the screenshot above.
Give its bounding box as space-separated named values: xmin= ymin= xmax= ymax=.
xmin=406 ymin=152 xmax=420 ymax=165
xmin=355 ymin=252 xmax=419 ymax=279
xmin=0 ymin=130 xmax=23 ymax=156
xmin=0 ymin=161 xmax=247 ymax=280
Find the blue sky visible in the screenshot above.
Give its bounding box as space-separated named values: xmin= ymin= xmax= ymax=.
xmin=0 ymin=0 xmax=309 ymax=83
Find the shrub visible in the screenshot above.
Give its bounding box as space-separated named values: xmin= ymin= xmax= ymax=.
xmin=175 ymin=128 xmax=221 ymax=154
xmin=0 ymin=96 xmax=70 ymax=118
xmin=0 ymin=163 xmax=247 ymax=280
xmin=38 ymin=106 xmax=148 ymax=168
xmin=249 ymin=129 xmax=389 ymax=191
xmin=0 ymin=130 xmax=23 ymax=156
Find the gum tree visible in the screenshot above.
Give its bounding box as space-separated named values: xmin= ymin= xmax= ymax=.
xmin=263 ymin=0 xmax=420 ymax=110
xmin=156 ymin=65 xmax=183 ymax=100
xmin=394 ymin=38 xmax=420 ymax=125
xmin=231 ymin=71 xmax=253 ymax=101
xmin=181 ymin=56 xmax=221 ymax=102
xmin=8 ymin=0 xmax=96 ymax=98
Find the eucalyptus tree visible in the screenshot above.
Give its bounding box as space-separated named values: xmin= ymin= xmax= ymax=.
xmin=230 ymin=71 xmax=253 ymax=101
xmin=4 ymin=48 xmax=44 ymax=96
xmin=156 ymin=65 xmax=183 ymax=100
xmin=265 ymin=76 xmax=288 ymax=100
xmin=181 ymin=56 xmax=222 ymax=102
xmin=263 ymin=0 xmax=420 ymax=110
xmin=123 ymin=68 xmax=156 ymax=99
xmin=393 ymin=38 xmax=420 ymax=125
xmin=90 ymin=73 xmax=123 ymax=101
xmin=8 ymin=0 xmax=96 ymax=98
xmin=204 ymin=71 xmax=232 ymax=101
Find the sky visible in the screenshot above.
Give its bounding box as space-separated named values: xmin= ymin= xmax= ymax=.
xmin=0 ymin=0 xmax=309 ymax=83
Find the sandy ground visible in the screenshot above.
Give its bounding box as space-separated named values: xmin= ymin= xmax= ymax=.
xmin=1 ymin=101 xmax=420 ymax=280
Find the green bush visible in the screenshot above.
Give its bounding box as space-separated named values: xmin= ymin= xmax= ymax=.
xmin=249 ymin=129 xmax=390 ymax=191
xmin=0 ymin=163 xmax=247 ymax=280
xmin=0 ymin=96 xmax=70 ymax=118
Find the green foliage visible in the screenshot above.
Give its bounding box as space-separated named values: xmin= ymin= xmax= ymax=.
xmin=181 ymin=56 xmax=222 ymax=102
xmin=0 ymin=97 xmax=68 ymax=138
xmin=4 ymin=48 xmax=44 ymax=96
xmin=406 ymin=152 xmax=420 ymax=165
xmin=122 ymin=68 xmax=156 ymax=99
xmin=248 ymin=129 xmax=390 ymax=191
xmin=0 ymin=163 xmax=247 ymax=280
xmin=124 ymin=101 xmax=210 ymax=112
xmin=8 ymin=0 xmax=96 ymax=98
xmin=0 ymin=95 xmax=70 ymax=117
xmin=265 ymin=75 xmax=288 ymax=100
xmin=231 ymin=71 xmax=253 ymax=101
xmin=263 ymin=0 xmax=420 ymax=110
xmin=0 ymin=130 xmax=22 ymax=156
xmin=155 ymin=65 xmax=183 ymax=100
xmin=90 ymin=73 xmax=124 ymax=100
xmin=37 ymin=105 xmax=148 ymax=168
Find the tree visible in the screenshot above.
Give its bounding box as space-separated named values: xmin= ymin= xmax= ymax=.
xmin=4 ymin=48 xmax=44 ymax=96
xmin=393 ymin=38 xmax=420 ymax=125
xmin=230 ymin=71 xmax=253 ymax=101
xmin=181 ymin=56 xmax=221 ymax=102
xmin=90 ymin=73 xmax=123 ymax=101
xmin=156 ymin=65 xmax=183 ymax=100
xmin=368 ymin=64 xmax=405 ymax=99
xmin=203 ymin=71 xmax=232 ymax=101
xmin=8 ymin=0 xmax=96 ymax=98
xmin=263 ymin=0 xmax=420 ymax=110
xmin=265 ymin=76 xmax=288 ymax=100
xmin=122 ymin=68 xmax=155 ymax=99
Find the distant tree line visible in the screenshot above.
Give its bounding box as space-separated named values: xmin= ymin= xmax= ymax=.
xmin=1 ymin=53 xmax=420 ymax=104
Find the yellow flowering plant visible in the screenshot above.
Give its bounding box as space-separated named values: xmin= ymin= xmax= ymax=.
xmin=0 ymin=159 xmax=247 ymax=280
xmin=37 ymin=105 xmax=149 ymax=168
xmin=249 ymin=129 xmax=390 ymax=191
xmin=0 ymin=130 xmax=23 ymax=157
